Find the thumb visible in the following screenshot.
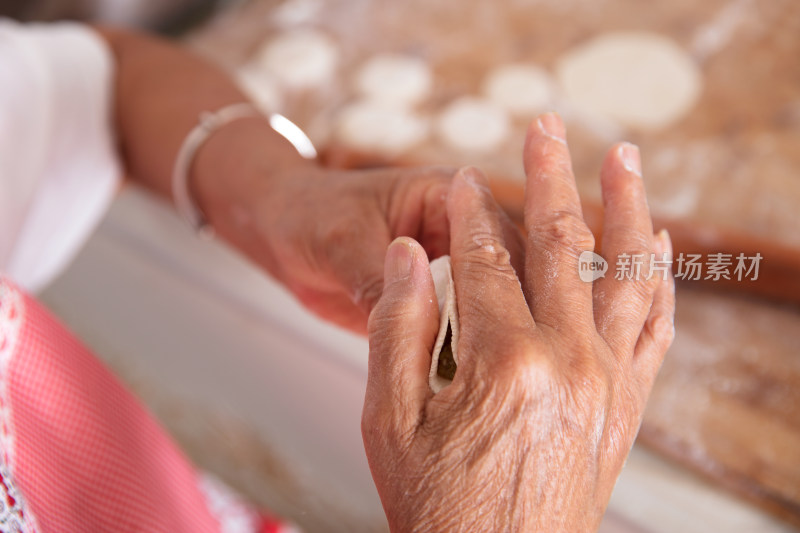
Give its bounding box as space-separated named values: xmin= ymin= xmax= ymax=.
xmin=363 ymin=237 xmax=439 ymax=441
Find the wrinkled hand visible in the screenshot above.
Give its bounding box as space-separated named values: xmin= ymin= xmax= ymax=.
xmin=256 ymin=165 xmax=452 ymax=334
xmin=191 ymin=113 xmax=523 ymax=335
xmin=362 ymin=113 xmax=675 ymax=532
xmin=252 ymin=165 xmax=524 ymax=334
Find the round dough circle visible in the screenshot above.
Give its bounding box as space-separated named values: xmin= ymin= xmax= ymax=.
xmin=236 ymin=65 xmax=282 ymax=112
xmin=483 ymin=64 xmax=553 ymax=116
xmin=335 ymin=100 xmax=430 ymax=155
xmin=356 ymin=54 xmax=433 ymax=106
xmin=556 ymin=32 xmax=701 ymax=130
xmin=256 ymin=29 xmax=338 ymax=89
xmin=437 ymin=97 xmax=511 ymax=152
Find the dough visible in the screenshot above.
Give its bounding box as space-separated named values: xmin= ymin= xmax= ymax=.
xmin=255 ymin=29 xmax=338 ymax=89
xmin=429 ymin=256 xmax=460 ymax=393
xmin=483 ymin=63 xmax=553 ymax=116
xmin=335 ymin=100 xmax=429 ymax=155
xmin=236 ymin=65 xmax=282 ymax=113
xmin=355 ymin=54 xmax=433 ymax=107
xmin=271 ymin=0 xmax=321 ymax=26
xmin=436 ymin=97 xmax=511 ymax=152
xmin=555 ymin=32 xmax=702 ymax=130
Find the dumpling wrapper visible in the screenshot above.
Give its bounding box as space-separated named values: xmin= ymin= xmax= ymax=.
xmin=429 ymin=256 xmax=460 ymax=393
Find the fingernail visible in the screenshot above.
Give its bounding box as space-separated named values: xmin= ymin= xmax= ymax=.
xmin=386 ymin=238 xmax=414 ymax=283
xmin=537 ymin=112 xmax=566 ymax=143
xmin=619 ymin=143 xmax=642 ymax=177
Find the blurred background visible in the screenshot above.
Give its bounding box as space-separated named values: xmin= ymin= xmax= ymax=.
xmin=3 ymin=0 xmax=799 ymax=531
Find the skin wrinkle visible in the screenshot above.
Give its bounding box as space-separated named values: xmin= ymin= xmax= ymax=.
xmin=506 ymin=434 xmax=532 ymax=529
xmin=527 ymin=247 xmax=558 ymax=323
xmin=602 ymin=185 xmax=647 ymax=210
xmin=528 ymin=210 xmax=596 ymax=253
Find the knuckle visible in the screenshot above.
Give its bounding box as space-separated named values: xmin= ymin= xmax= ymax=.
xmin=461 ymin=233 xmax=517 ymax=276
xmin=530 ymin=210 xmax=595 ymax=255
xmin=563 ymin=347 xmax=612 ymax=398
xmin=514 ymin=351 xmax=557 ymax=390
xmin=456 ymin=330 xmax=546 ymax=396
xmin=495 ymin=336 xmax=556 ymax=386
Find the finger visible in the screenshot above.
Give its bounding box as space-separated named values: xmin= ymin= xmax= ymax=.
xmin=499 ymin=207 xmax=527 ymax=288
xmin=409 ymin=168 xmax=525 ymax=282
xmin=385 ymin=167 xmax=454 ymax=260
xmin=364 ymin=237 xmax=439 ymax=439
xmin=633 ymin=230 xmax=676 ymax=398
xmin=353 ymin=167 xmax=451 ymax=313
xmin=523 ymin=112 xmax=595 ymax=331
xmin=593 ymin=143 xmax=658 ymax=355
xmin=415 ymin=177 xmax=452 ymax=260
xmin=447 ymin=166 xmax=534 ymax=376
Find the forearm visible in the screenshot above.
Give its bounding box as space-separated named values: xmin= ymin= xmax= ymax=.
xmin=96 ymin=27 xmax=316 ymax=243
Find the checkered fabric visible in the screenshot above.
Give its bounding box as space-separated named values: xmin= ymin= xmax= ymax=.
xmin=0 ymin=277 xmax=292 ymax=533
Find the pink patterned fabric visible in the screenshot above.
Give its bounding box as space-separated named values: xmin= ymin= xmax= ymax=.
xmin=0 ymin=277 xmax=290 ymax=533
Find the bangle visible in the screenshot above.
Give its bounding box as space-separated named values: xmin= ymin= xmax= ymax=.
xmin=171 ymin=103 xmax=317 ymax=236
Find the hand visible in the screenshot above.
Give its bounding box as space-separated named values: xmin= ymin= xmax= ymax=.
xmin=362 ymin=113 xmax=675 ymax=532
xmin=255 ymin=164 xmax=456 ymax=334
xmin=189 ymin=114 xmax=523 ymax=334
xmin=204 ymin=160 xmax=524 ymax=334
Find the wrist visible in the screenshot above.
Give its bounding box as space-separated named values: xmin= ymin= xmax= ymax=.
xmin=188 ymin=113 xmax=321 ymax=279
xmin=190 ymin=114 xmax=317 ymax=228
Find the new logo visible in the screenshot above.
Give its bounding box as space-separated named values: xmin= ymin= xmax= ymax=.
xmin=578 ymin=251 xmax=608 ymax=282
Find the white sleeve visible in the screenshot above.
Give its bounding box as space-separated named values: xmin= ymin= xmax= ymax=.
xmin=0 ymin=19 xmax=121 ymax=293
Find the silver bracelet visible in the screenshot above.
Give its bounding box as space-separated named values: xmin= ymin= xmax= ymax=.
xmin=171 ymin=103 xmax=317 ymax=236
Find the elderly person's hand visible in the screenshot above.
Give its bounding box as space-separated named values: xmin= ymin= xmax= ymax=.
xmin=236 ymin=164 xmax=453 ymax=333
xmin=362 ymin=113 xmax=675 ymax=532
xmin=199 ymin=159 xmax=523 ymax=334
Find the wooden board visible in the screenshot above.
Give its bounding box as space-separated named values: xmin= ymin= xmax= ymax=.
xmin=642 ymin=286 xmax=800 ymax=527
